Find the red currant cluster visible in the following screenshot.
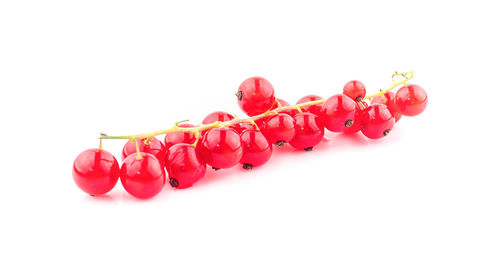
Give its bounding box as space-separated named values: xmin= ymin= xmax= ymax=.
xmin=73 ymin=72 xmax=427 ymax=199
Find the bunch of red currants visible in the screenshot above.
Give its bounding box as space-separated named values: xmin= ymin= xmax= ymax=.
xmin=73 ymin=72 xmax=427 ymax=199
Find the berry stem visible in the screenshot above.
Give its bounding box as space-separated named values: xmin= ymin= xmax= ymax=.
xmin=364 ymin=71 xmax=414 ymax=100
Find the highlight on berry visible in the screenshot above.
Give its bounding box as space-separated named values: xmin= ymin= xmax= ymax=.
xmin=72 ymin=71 xmax=427 ymax=199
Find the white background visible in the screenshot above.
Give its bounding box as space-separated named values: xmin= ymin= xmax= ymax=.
xmin=1 ymin=0 xmax=499 ymax=271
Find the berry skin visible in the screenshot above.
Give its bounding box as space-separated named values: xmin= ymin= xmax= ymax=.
xmin=164 ymin=123 xmax=196 ymax=150
xmin=122 ymin=137 xmax=165 ymax=164
xmin=271 ymin=98 xmax=298 ymax=116
xmin=296 ymin=95 xmax=324 ymax=117
xmin=289 ymin=113 xmax=325 ymax=151
xmin=232 ymin=122 xmax=256 ymax=134
xmin=320 ymin=94 xmax=357 ymax=132
xmin=199 ymin=127 xmax=243 ymax=169
xmin=165 ymin=144 xmax=206 ymax=189
xmin=120 ymin=152 xmax=166 ymax=199
xmin=360 ymin=104 xmax=395 ymax=139
xmin=372 ymin=92 xmax=402 ymax=122
xmin=72 ymin=148 xmax=120 ymax=196
xmin=202 ymin=111 xmax=247 ymax=135
xmin=344 ymin=101 xmax=367 ymax=134
xmin=343 ymin=80 xmax=366 ymax=102
xmin=395 ymin=84 xmax=428 ymax=116
xmin=240 ymin=129 xmax=273 ymax=169
xmin=262 ymin=113 xmax=296 ymax=145
xmin=237 ymin=76 xmax=276 ymax=116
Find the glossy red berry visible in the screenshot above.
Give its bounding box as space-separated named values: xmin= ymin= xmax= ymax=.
xmin=237 ymin=76 xmax=276 ymax=116
xmin=360 ymin=104 xmax=395 ymax=139
xmin=240 ymin=129 xmax=273 ymax=169
xmin=164 ymin=123 xmax=196 ymax=150
xmin=202 ymin=111 xmax=234 ymax=124
xmin=122 ymin=137 xmax=165 ymax=164
xmin=320 ymin=94 xmax=357 ymax=132
xmin=262 ymin=113 xmax=296 ymax=146
xmin=120 ymin=152 xmax=166 ymax=199
xmin=165 ymin=144 xmax=206 ymax=189
xmin=296 ymin=95 xmax=323 ymax=117
xmin=271 ymin=98 xmax=298 ymax=116
xmin=199 ymin=127 xmax=243 ymax=169
xmin=395 ymin=84 xmax=428 ymax=116
xmin=372 ymin=92 xmax=402 ymax=122
xmin=289 ymin=113 xmax=324 ymax=151
xmin=344 ymin=101 xmax=367 ymax=134
xmin=73 ymin=148 xmax=120 ymax=196
xmin=343 ymin=80 xmax=366 ymax=102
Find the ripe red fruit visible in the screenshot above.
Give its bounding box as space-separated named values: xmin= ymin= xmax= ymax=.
xmin=120 ymin=152 xmax=166 ymax=199
xmin=289 ymin=113 xmax=324 ymax=151
xmin=122 ymin=137 xmax=165 ymax=164
xmin=271 ymin=98 xmax=298 ymax=116
xmin=344 ymin=101 xmax=368 ymax=134
xmin=165 ymin=144 xmax=206 ymax=189
xmin=199 ymin=127 xmax=243 ymax=169
xmin=395 ymin=84 xmax=428 ymax=116
xmin=320 ymin=94 xmax=357 ymax=132
xmin=371 ymin=92 xmax=402 ymax=122
xmin=202 ymin=111 xmax=234 ymax=124
xmin=72 ymin=148 xmax=120 ymax=196
xmin=262 ymin=113 xmax=296 ymax=146
xmin=240 ymin=129 xmax=273 ymax=169
xmin=360 ymin=104 xmax=395 ymax=139
xmin=343 ymin=80 xmax=366 ymax=101
xmin=296 ymin=95 xmax=323 ymax=117
xmin=237 ymin=76 xmax=276 ymax=116
xmin=164 ymin=123 xmax=196 ymax=150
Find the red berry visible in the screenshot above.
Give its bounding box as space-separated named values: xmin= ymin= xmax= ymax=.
xmin=199 ymin=127 xmax=243 ymax=169
xmin=232 ymin=122 xmax=256 ymax=134
xmin=262 ymin=113 xmax=296 ymax=146
xmin=202 ymin=111 xmax=234 ymax=124
xmin=240 ymin=129 xmax=273 ymax=169
xmin=122 ymin=137 xmax=165 ymax=164
xmin=296 ymin=95 xmax=323 ymax=117
xmin=289 ymin=113 xmax=324 ymax=151
xmin=237 ymin=76 xmax=276 ymax=116
xmin=320 ymin=94 xmax=357 ymax=132
xmin=271 ymin=98 xmax=298 ymax=116
xmin=372 ymin=92 xmax=402 ymax=122
xmin=344 ymin=101 xmax=367 ymax=134
xmin=72 ymin=148 xmax=120 ymax=196
xmin=165 ymin=144 xmax=206 ymax=189
xmin=120 ymin=152 xmax=166 ymax=199
xmin=360 ymin=104 xmax=395 ymax=139
xmin=164 ymin=123 xmax=196 ymax=150
xmin=343 ymin=80 xmax=366 ymax=101
xmin=395 ymin=84 xmax=428 ymax=116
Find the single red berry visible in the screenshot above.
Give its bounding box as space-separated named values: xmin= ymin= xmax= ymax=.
xmin=236 ymin=76 xmax=276 ymax=116
xmin=120 ymin=152 xmax=166 ymax=199
xmin=360 ymin=103 xmax=395 ymax=139
xmin=262 ymin=113 xmax=296 ymax=146
xmin=199 ymin=127 xmax=243 ymax=169
xmin=395 ymin=84 xmax=428 ymax=116
xmin=343 ymin=80 xmax=366 ymax=102
xmin=372 ymin=92 xmax=402 ymax=122
xmin=240 ymin=129 xmax=273 ymax=169
xmin=289 ymin=113 xmax=324 ymax=151
xmin=72 ymin=148 xmax=120 ymax=196
xmin=344 ymin=101 xmax=367 ymax=134
xmin=122 ymin=137 xmax=165 ymax=164
xmin=164 ymin=123 xmax=196 ymax=150
xmin=320 ymin=94 xmax=357 ymax=132
xmin=296 ymin=95 xmax=323 ymax=117
xmin=165 ymin=144 xmax=206 ymax=189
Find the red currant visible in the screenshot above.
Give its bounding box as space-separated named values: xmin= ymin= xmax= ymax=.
xmin=165 ymin=144 xmax=206 ymax=189
xmin=343 ymin=80 xmax=366 ymax=101
xmin=240 ymin=129 xmax=273 ymax=169
xmin=122 ymin=137 xmax=165 ymax=164
xmin=164 ymin=123 xmax=196 ymax=150
xmin=199 ymin=127 xmax=243 ymax=169
xmin=271 ymin=98 xmax=298 ymax=116
xmin=371 ymin=92 xmax=402 ymax=122
xmin=237 ymin=76 xmax=276 ymax=116
xmin=232 ymin=122 xmax=256 ymax=134
xmin=202 ymin=111 xmax=234 ymax=124
xmin=320 ymin=94 xmax=357 ymax=132
xmin=395 ymin=84 xmax=428 ymax=116
xmin=262 ymin=113 xmax=296 ymax=146
xmin=72 ymin=148 xmax=120 ymax=196
xmin=120 ymin=152 xmax=166 ymax=199
xmin=360 ymin=103 xmax=395 ymax=139
xmin=296 ymin=95 xmax=323 ymax=117
xmin=289 ymin=113 xmax=324 ymax=151
xmin=344 ymin=101 xmax=367 ymax=134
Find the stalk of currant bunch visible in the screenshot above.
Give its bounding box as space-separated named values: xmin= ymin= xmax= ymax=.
xmin=73 ymin=71 xmax=428 ymax=199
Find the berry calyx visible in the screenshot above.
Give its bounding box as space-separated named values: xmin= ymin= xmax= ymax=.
xmin=237 ymin=76 xmax=276 ymax=116
xmin=122 ymin=137 xmax=165 ymax=164
xmin=395 ymin=84 xmax=428 ymax=116
xmin=343 ymin=80 xmax=366 ymax=102
xmin=240 ymin=129 xmax=273 ymax=168
xmin=72 ymin=148 xmax=120 ymax=196
xmin=371 ymin=91 xmax=402 ymax=122
xmin=120 ymin=152 xmax=166 ymax=199
xmin=344 ymin=101 xmax=367 ymax=134
xmin=360 ymin=104 xmax=395 ymax=139
xmin=199 ymin=127 xmax=243 ymax=169
xmin=296 ymin=95 xmax=323 ymax=117
xmin=164 ymin=123 xmax=196 ymax=150
xmin=289 ymin=113 xmax=324 ymax=150
xmin=320 ymin=94 xmax=357 ymax=132
xmin=165 ymin=144 xmax=206 ymax=189
xmin=262 ymin=113 xmax=296 ymax=145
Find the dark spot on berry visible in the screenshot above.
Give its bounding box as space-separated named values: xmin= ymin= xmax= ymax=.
xmin=242 ymin=164 xmax=253 ymax=170
xmin=235 ymin=90 xmax=243 ymax=101
xmin=383 ymin=129 xmax=391 ymax=136
xmin=212 ymin=167 xmax=221 ymax=171
xmin=304 ymin=147 xmax=313 ymax=151
xmin=169 ymin=178 xmax=179 ymax=187
xmin=361 ymin=125 xmax=365 ymax=130
xmin=276 ymin=140 xmax=286 ymax=146
xmin=89 ymin=194 xmax=96 ymax=197
xmin=345 ymin=119 xmax=353 ymax=127
xmin=355 ymin=96 xmax=363 ymax=102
